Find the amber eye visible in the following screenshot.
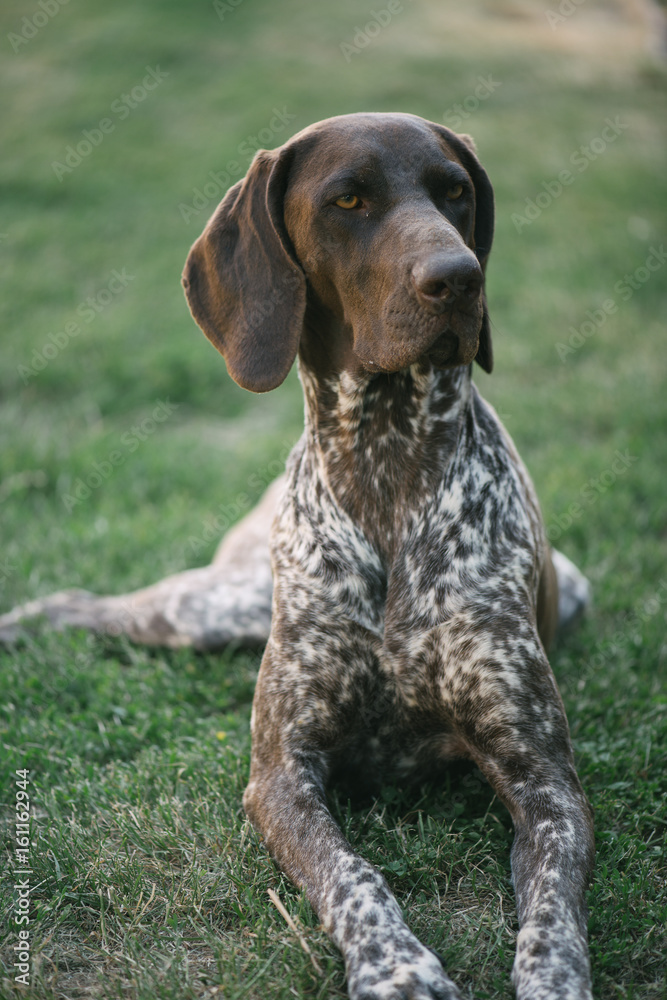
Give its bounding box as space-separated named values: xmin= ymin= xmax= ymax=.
xmin=446 ymin=184 xmax=464 ymax=200
xmin=335 ymin=194 xmax=361 ymax=209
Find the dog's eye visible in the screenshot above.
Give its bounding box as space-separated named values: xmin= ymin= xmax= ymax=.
xmin=446 ymin=184 xmax=464 ymax=200
xmin=335 ymin=194 xmax=361 ymax=209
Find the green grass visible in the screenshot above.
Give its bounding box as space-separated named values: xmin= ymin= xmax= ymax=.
xmin=1 ymin=0 xmax=666 ymax=996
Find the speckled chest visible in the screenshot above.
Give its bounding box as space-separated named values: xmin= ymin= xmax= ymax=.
xmin=273 ymin=368 xmax=539 ymax=636
xmin=264 ymin=365 xmax=545 ymax=785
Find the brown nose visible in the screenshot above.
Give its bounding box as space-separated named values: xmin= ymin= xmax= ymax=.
xmin=411 ymin=253 xmax=483 ymax=312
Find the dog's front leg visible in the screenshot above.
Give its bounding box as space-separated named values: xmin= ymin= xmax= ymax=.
xmin=507 ymin=776 xmax=594 ymax=1000
xmin=243 ymin=641 xmax=463 ymax=1000
xmin=438 ymin=620 xmax=595 ymax=1000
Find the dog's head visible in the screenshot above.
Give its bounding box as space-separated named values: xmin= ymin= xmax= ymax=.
xmin=182 ymin=112 xmax=494 ymax=392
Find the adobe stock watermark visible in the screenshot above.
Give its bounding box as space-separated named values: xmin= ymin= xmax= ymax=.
xmin=8 ymin=0 xmax=69 ymax=53
xmin=51 ymin=66 xmax=169 ymax=181
xmin=88 ymin=598 xmax=139 ymax=640
xmin=442 ymin=75 xmax=502 ymax=129
xmin=0 ymin=555 xmax=18 ymax=587
xmin=178 ymin=107 xmax=296 ymax=223
xmin=213 ymin=0 xmax=244 ymax=20
xmin=340 ymin=1 xmax=405 ymax=62
xmin=556 ymin=245 xmax=667 ymax=362
xmin=512 ymin=117 xmax=628 ymax=233
xmin=12 ymin=769 xmax=33 ymax=987
xmin=185 ymin=441 xmax=293 ymax=557
xmin=61 ymin=399 xmax=179 ymax=512
xmin=238 ymin=271 xmax=302 ymax=337
xmin=546 ymin=0 xmax=586 ymax=30
xmin=18 ymin=269 xmax=134 ymax=383
xmin=569 ymin=579 xmax=667 ymax=693
xmin=0 ymin=473 xmax=45 ymax=588
xmin=545 ymin=450 xmax=638 ymax=543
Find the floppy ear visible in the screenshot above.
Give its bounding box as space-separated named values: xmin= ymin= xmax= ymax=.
xmin=428 ymin=122 xmax=495 ymax=373
xmin=182 ymin=146 xmax=306 ymax=392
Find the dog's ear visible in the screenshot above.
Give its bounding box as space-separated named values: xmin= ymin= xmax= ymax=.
xmin=455 ymin=132 xmax=478 ymax=155
xmin=182 ymin=146 xmax=306 ymax=393
xmin=428 ymin=122 xmax=495 ymax=373
xmin=472 ymin=292 xmax=493 ymax=374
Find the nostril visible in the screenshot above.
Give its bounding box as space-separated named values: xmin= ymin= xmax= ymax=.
xmin=421 ymin=278 xmax=453 ymax=301
xmin=412 ymin=253 xmax=483 ymax=306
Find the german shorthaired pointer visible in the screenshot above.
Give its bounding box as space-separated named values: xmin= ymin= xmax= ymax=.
xmin=1 ymin=113 xmax=594 ymax=999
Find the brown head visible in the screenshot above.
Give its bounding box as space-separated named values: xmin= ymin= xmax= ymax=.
xmin=182 ymin=112 xmax=494 ymax=392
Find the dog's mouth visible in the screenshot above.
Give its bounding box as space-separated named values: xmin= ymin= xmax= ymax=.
xmin=360 ymin=326 xmax=479 ymax=374
xmin=425 ymin=328 xmax=479 ymax=368
xmin=418 ymin=299 xmax=482 ymax=367
xmin=398 ymin=282 xmax=481 ymax=366
xmin=356 ymin=295 xmax=483 ymax=374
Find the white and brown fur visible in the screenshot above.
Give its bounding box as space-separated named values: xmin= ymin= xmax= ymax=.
xmin=1 ymin=113 xmax=594 ymax=999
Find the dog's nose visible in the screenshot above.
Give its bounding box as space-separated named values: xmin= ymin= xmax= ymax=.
xmin=412 ymin=253 xmax=483 ymax=311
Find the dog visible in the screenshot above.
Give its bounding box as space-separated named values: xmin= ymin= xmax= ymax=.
xmin=1 ymin=113 xmax=594 ymax=999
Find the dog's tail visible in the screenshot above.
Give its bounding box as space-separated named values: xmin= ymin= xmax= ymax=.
xmin=552 ymin=548 xmax=591 ymax=634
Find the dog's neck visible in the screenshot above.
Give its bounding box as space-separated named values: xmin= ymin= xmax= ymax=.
xmin=297 ymin=354 xmax=474 ymax=564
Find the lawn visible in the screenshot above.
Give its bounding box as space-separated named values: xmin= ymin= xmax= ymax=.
xmin=0 ymin=0 xmax=666 ymax=997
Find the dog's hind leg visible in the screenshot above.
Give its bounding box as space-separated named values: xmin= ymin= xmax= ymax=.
xmin=0 ymin=476 xmax=284 ymax=650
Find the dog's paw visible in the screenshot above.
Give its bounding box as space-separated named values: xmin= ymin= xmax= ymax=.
xmin=347 ymin=941 xmax=463 ymax=1000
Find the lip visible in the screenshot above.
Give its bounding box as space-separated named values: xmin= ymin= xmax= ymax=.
xmin=425 ymin=325 xmax=480 ymax=368
xmin=424 ymin=330 xmax=459 ymax=366
xmin=354 ymin=303 xmax=481 ymax=373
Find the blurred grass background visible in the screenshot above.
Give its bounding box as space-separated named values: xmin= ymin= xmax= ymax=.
xmin=0 ymin=0 xmax=666 ymax=997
